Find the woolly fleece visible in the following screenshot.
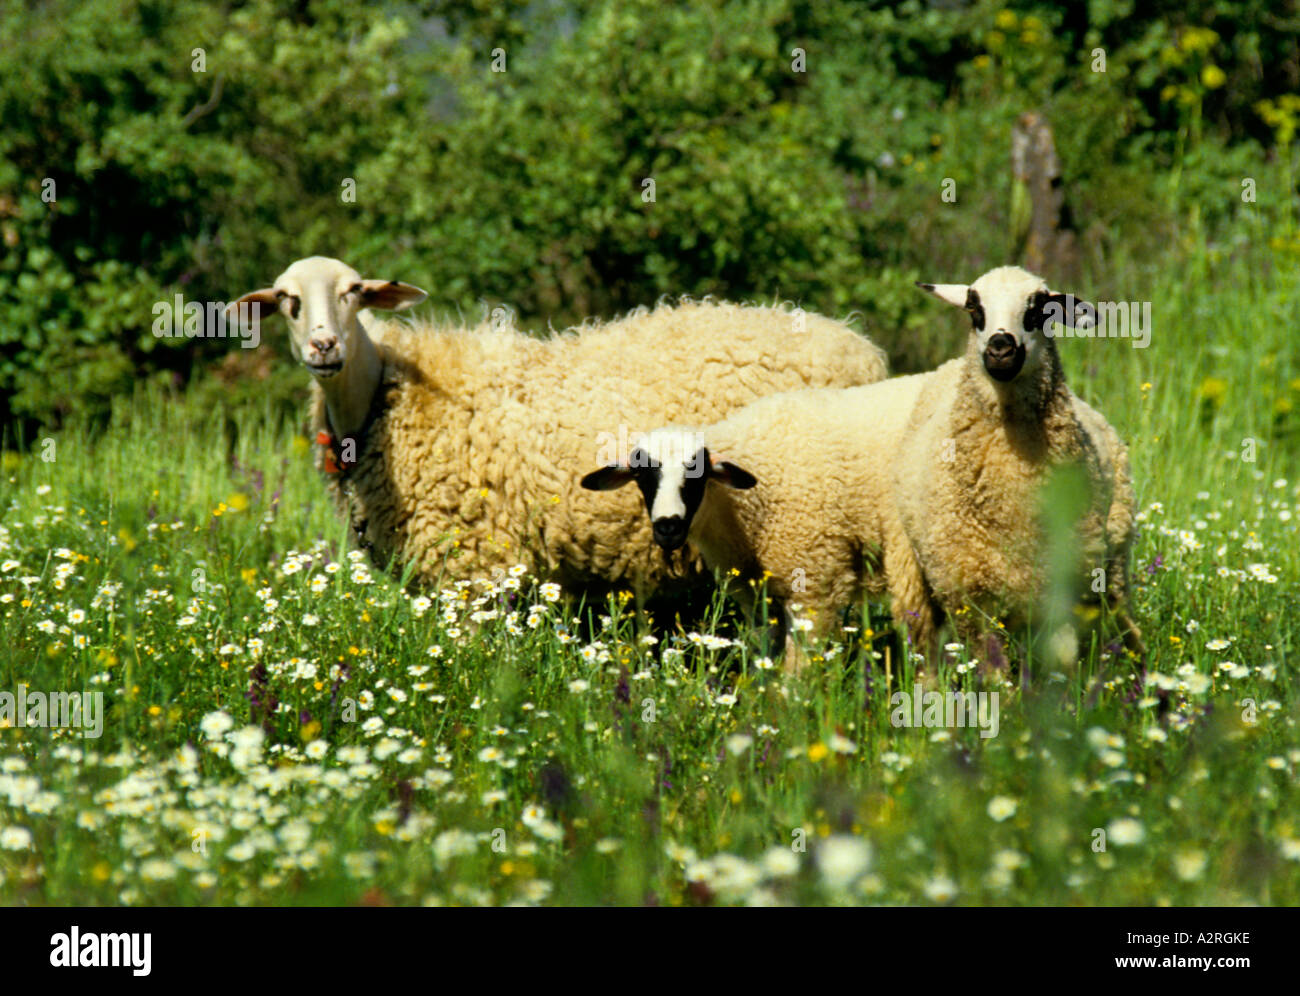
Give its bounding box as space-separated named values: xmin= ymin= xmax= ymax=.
xmin=315 ymin=299 xmax=889 ymax=598
xmin=678 ymin=373 xmax=935 ymax=643
xmin=896 ymin=266 xmax=1142 ymax=655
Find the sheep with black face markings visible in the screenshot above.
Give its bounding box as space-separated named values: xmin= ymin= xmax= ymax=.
xmin=229 ymin=256 xmax=889 ymax=604
xmin=585 ymin=265 xmax=1142 ymax=669
xmin=900 ymin=265 xmax=1144 ymax=662
xmin=580 ymin=373 xmax=935 ymax=667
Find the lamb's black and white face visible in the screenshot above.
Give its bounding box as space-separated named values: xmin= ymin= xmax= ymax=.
xmin=229 ymin=257 xmax=427 ymax=379
xmin=918 ymin=266 xmax=1092 ymax=384
xmin=580 ymin=429 xmax=757 ymax=552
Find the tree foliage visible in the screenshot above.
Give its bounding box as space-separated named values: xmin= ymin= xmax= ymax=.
xmin=1 ymin=0 xmax=1295 ymax=433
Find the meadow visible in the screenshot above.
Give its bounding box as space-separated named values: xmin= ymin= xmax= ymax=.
xmin=0 ymin=245 xmax=1296 ymax=907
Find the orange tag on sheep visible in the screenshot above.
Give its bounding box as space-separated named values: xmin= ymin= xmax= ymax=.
xmin=316 ymin=431 xmax=341 ymax=474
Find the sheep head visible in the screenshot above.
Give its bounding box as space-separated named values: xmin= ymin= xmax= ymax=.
xmin=229 ymin=257 xmax=427 ymax=379
xmin=917 ymin=266 xmax=1093 ymax=385
xmin=580 ymin=427 xmax=757 ymax=552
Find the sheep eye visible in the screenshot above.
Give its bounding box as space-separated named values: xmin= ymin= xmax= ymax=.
xmin=1025 ymin=291 xmax=1051 ymax=330
xmin=343 ymin=284 xmax=362 ymax=299
xmin=277 ymin=293 xmax=300 ymax=319
xmin=964 ymin=290 xmax=985 ymax=332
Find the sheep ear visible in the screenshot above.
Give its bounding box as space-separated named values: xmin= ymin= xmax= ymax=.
xmin=225 ymin=289 xmax=280 ymax=328
xmin=915 ymin=282 xmax=972 ymax=309
xmin=359 ymin=279 xmax=427 ymax=311
xmin=1045 ymin=291 xmax=1096 ymax=330
xmin=709 ymin=458 xmax=757 ymax=490
xmin=581 ymin=465 xmax=636 ymax=491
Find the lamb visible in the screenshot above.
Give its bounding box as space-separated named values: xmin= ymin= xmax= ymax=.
xmin=228 ymin=256 xmax=889 ymax=603
xmin=580 ymin=374 xmax=935 ymax=666
xmin=898 ymin=265 xmax=1144 ymax=662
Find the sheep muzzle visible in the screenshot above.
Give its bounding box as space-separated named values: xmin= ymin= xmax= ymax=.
xmin=983 ymin=334 xmax=1025 ymax=381
xmin=652 ymin=516 xmax=688 ymax=551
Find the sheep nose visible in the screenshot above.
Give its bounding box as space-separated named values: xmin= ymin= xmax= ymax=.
xmin=652 ymin=516 xmax=688 ymax=550
xmin=986 ymin=333 xmax=1016 ymax=359
xmin=309 ymin=335 xmax=338 ymax=356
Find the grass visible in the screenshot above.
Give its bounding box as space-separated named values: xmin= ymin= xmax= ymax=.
xmin=0 ymin=247 xmax=1297 ymax=906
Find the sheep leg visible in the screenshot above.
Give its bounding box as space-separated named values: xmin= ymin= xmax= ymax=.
xmin=1104 ymin=557 xmax=1146 ymax=662
xmin=782 ymin=633 xmax=810 ymax=674
xmin=884 ymin=540 xmax=938 ymax=661
xmin=981 ymin=630 xmax=1011 ymax=676
xmin=781 ymin=598 xmax=848 ymax=674
xmin=1116 ymin=610 xmax=1146 ymax=660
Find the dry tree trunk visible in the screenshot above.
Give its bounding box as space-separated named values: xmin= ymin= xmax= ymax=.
xmin=1011 ymin=111 xmax=1079 ymax=280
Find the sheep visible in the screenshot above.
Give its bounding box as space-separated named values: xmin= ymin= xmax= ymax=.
xmin=899 ymin=265 xmax=1144 ymax=663
xmin=229 ymin=256 xmax=889 ymax=605
xmin=580 ymin=373 xmax=936 ymax=667
xmin=584 ymin=265 xmax=1143 ymax=671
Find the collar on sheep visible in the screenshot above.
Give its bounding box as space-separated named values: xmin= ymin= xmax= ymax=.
xmin=315 ymin=389 xmax=386 ymax=477
xmin=315 ymin=429 xmax=348 ymax=475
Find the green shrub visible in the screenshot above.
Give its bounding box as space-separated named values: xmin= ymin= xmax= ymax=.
xmin=1 ymin=0 xmax=1296 ymax=431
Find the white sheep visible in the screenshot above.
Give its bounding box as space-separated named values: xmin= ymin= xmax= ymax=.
xmin=580 ymin=374 xmax=935 ymax=666
xmin=899 ymin=265 xmax=1143 ymax=662
xmin=229 ymin=256 xmax=890 ymax=603
xmin=584 ymin=265 xmax=1142 ymax=668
